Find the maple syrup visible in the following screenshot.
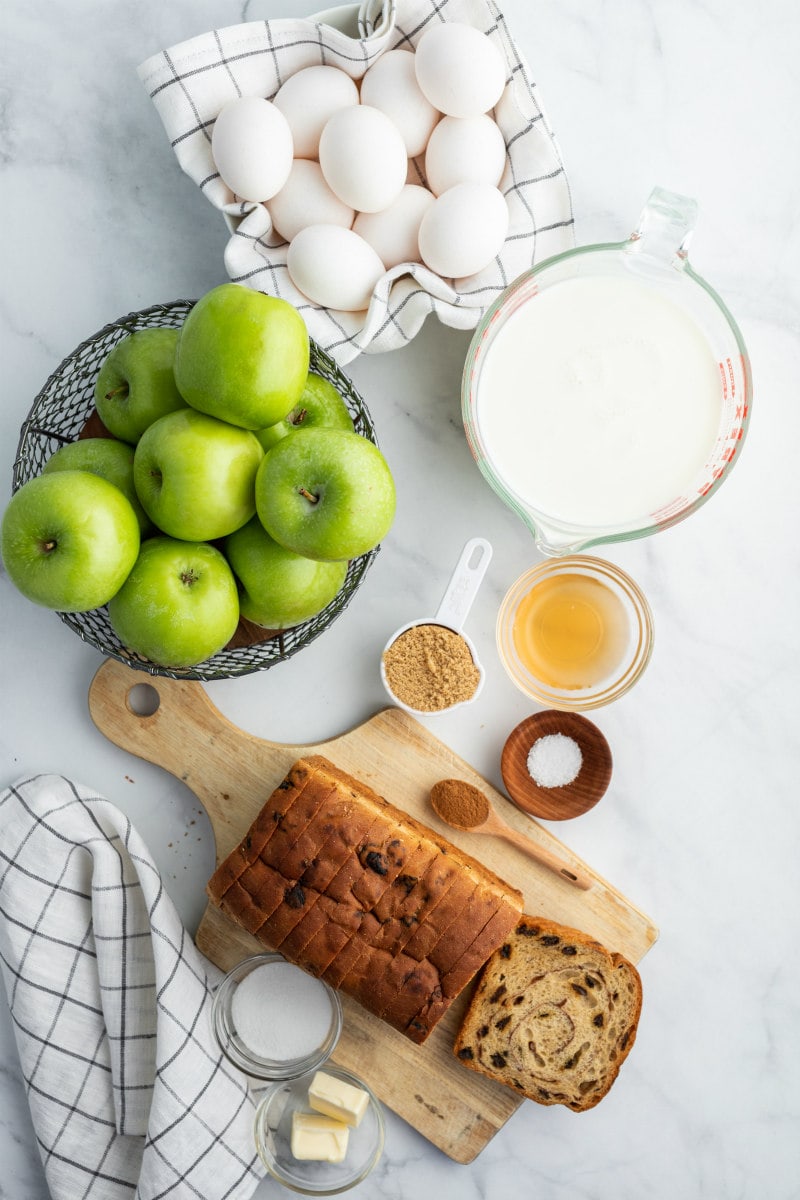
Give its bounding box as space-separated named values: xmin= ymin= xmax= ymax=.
xmin=511 ymin=572 xmax=629 ymax=691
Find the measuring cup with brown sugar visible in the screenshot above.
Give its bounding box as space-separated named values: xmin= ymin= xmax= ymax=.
xmin=380 ymin=538 xmax=491 ymax=716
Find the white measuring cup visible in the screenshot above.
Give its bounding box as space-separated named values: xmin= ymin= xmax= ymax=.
xmin=380 ymin=537 xmax=493 ymax=716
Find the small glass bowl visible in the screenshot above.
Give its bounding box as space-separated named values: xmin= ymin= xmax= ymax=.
xmin=254 ymin=1064 xmax=385 ymax=1195
xmin=211 ymin=954 xmax=342 ymax=1080
xmin=496 ymin=555 xmax=654 ymax=711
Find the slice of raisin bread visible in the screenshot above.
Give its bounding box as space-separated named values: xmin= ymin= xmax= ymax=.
xmin=453 ymin=916 xmax=642 ymax=1111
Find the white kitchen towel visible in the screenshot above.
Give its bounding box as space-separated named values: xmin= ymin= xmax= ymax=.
xmin=137 ymin=0 xmax=574 ymax=364
xmin=0 ymin=774 xmax=264 ymax=1200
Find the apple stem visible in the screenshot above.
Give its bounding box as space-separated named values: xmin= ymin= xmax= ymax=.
xmin=105 ymin=384 xmax=129 ymax=401
xmin=290 ymin=408 xmax=308 ymax=427
xmin=297 ymin=487 xmax=319 ymax=505
xmin=41 ymin=540 xmax=57 ymax=553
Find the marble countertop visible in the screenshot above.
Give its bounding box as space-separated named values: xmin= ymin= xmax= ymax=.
xmin=2 ymin=0 xmax=798 ymax=1196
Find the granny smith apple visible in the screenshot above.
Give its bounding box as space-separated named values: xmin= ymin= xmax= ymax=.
xmin=95 ymin=327 xmax=185 ymax=443
xmin=224 ymin=517 xmax=347 ymax=629
xmin=108 ymin=537 xmax=239 ymax=667
xmin=255 ymin=427 xmax=396 ymax=561
xmin=134 ymin=408 xmax=264 ymax=541
xmin=255 ymin=372 xmax=354 ymax=450
xmin=1 ymin=471 xmax=140 ymax=612
xmin=174 ymin=283 xmax=310 ymax=430
xmin=42 ymin=437 xmax=153 ymax=535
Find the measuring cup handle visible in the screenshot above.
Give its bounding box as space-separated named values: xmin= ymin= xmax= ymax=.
xmin=626 ymin=185 xmax=698 ymax=266
xmin=433 ymin=537 xmax=493 ymax=632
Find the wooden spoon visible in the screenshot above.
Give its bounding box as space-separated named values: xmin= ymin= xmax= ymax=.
xmin=429 ymin=779 xmax=592 ymax=891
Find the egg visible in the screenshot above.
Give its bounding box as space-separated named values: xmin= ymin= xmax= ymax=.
xmin=424 ymin=114 xmax=506 ymax=196
xmin=287 ymin=225 xmax=386 ymax=311
xmin=418 ymin=183 xmax=509 ymax=278
xmin=318 ymin=105 xmax=407 ymax=213
xmin=211 ymin=96 xmax=293 ymax=202
xmin=353 ymin=185 xmax=436 ymax=269
xmin=268 ymin=160 xmax=355 ymax=242
xmin=414 ymin=23 xmax=506 ymax=118
xmin=272 ymin=65 xmax=359 ymax=158
xmin=359 ymin=49 xmax=440 ymax=158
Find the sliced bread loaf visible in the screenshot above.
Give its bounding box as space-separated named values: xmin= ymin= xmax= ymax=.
xmin=453 ymin=916 xmax=642 ymax=1111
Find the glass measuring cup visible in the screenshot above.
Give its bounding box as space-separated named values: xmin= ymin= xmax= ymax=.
xmin=380 ymin=537 xmax=492 ymax=715
xmin=462 ymin=187 xmax=752 ymax=556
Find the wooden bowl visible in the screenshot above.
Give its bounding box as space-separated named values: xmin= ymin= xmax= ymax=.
xmin=501 ymin=711 xmax=613 ymax=820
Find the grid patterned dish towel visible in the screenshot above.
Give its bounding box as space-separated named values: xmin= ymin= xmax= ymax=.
xmin=137 ymin=0 xmax=574 ymax=364
xmin=0 ymin=774 xmax=264 ymax=1200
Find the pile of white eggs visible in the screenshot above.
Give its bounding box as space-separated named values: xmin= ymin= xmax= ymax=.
xmin=210 ymin=22 xmax=510 ymax=312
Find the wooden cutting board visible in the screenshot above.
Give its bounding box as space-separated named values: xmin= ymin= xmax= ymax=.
xmin=88 ymin=657 xmax=658 ymax=1163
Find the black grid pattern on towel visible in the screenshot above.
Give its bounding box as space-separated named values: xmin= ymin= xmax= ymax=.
xmin=138 ymin=0 xmax=574 ymax=364
xmin=0 ymin=775 xmax=263 ymax=1200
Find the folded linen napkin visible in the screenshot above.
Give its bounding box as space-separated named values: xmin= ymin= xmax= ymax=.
xmin=137 ymin=0 xmax=574 ymax=363
xmin=0 ymin=774 xmax=264 ymax=1200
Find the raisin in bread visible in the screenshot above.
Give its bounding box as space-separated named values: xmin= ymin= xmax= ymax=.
xmin=453 ymin=916 xmax=642 ymax=1111
xmin=207 ymin=755 xmax=523 ymax=1043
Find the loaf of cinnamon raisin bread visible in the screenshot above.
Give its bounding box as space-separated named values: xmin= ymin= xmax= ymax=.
xmin=207 ymin=755 xmax=523 ymax=1043
xmin=453 ymin=916 xmax=642 ymax=1110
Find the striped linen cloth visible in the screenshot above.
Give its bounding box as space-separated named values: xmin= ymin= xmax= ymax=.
xmin=137 ymin=0 xmax=574 ymax=363
xmin=0 ymin=774 xmax=263 ymax=1200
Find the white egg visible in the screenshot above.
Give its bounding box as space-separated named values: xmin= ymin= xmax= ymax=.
xmin=418 ymin=183 xmax=509 ymax=278
xmin=414 ymin=23 xmax=506 ymax=118
xmin=319 ymin=105 xmax=407 ymax=213
xmin=424 ymin=114 xmax=506 ymax=196
xmin=353 ymin=185 xmax=435 ymax=269
xmin=287 ymin=225 xmax=386 ymax=311
xmin=268 ymin=160 xmax=354 ymax=242
xmin=359 ymin=49 xmax=440 ymax=158
xmin=211 ymin=96 xmax=293 ymax=202
xmin=272 ymin=66 xmax=359 ymax=159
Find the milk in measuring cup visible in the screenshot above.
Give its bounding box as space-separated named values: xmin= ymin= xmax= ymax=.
xmin=475 ymin=274 xmax=723 ymax=527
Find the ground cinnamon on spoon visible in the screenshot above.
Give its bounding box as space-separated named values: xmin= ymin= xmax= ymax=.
xmin=430 ymin=779 xmax=490 ymax=830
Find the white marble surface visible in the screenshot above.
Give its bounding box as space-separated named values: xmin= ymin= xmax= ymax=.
xmin=1 ymin=0 xmax=799 ymax=1197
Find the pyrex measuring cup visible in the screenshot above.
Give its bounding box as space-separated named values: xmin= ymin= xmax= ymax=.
xmin=380 ymin=537 xmax=492 ymax=715
xmin=461 ymin=187 xmax=752 ymax=556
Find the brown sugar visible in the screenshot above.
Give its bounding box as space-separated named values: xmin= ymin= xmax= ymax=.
xmin=382 ymin=622 xmax=481 ymax=712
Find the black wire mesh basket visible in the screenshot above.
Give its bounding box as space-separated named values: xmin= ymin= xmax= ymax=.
xmin=11 ymin=299 xmax=381 ymax=681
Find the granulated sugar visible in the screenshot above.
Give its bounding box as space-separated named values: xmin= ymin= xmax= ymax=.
xmin=526 ymin=733 xmax=582 ymax=788
xmin=231 ymin=960 xmax=334 ymax=1061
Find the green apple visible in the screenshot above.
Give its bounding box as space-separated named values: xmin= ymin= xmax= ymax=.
xmin=42 ymin=437 xmax=153 ymax=535
xmin=134 ymin=408 xmax=263 ymax=541
xmin=174 ymin=283 xmax=310 ymax=430
xmin=95 ymin=327 xmax=186 ymax=443
xmin=108 ymin=537 xmax=239 ymax=667
xmin=255 ymin=427 xmax=396 ymax=561
xmin=224 ymin=517 xmax=347 ymax=629
xmin=255 ymin=372 xmax=354 ymax=451
xmin=1 ymin=471 xmax=140 ymax=612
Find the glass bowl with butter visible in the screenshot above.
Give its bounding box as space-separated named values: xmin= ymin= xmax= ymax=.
xmin=253 ymin=1064 xmax=385 ymax=1194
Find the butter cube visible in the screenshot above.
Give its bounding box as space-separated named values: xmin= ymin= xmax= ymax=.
xmin=290 ymin=1111 xmax=349 ymax=1163
xmin=308 ymin=1070 xmax=369 ymax=1128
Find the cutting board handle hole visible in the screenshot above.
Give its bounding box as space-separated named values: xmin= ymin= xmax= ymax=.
xmin=126 ymin=682 xmax=161 ymax=718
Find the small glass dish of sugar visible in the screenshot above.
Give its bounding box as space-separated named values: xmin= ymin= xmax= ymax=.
xmin=211 ymin=953 xmax=343 ymax=1080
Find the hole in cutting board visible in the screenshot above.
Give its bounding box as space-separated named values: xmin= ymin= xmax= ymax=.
xmin=126 ymin=682 xmax=160 ymax=717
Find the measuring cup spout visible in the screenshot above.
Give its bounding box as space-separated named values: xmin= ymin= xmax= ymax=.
xmin=433 ymin=537 xmax=492 ymax=631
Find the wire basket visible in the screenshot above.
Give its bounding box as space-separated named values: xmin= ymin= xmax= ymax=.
xmin=11 ymin=299 xmax=381 ymax=681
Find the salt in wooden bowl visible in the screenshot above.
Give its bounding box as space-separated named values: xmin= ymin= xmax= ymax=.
xmin=501 ymin=710 xmax=613 ymax=820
